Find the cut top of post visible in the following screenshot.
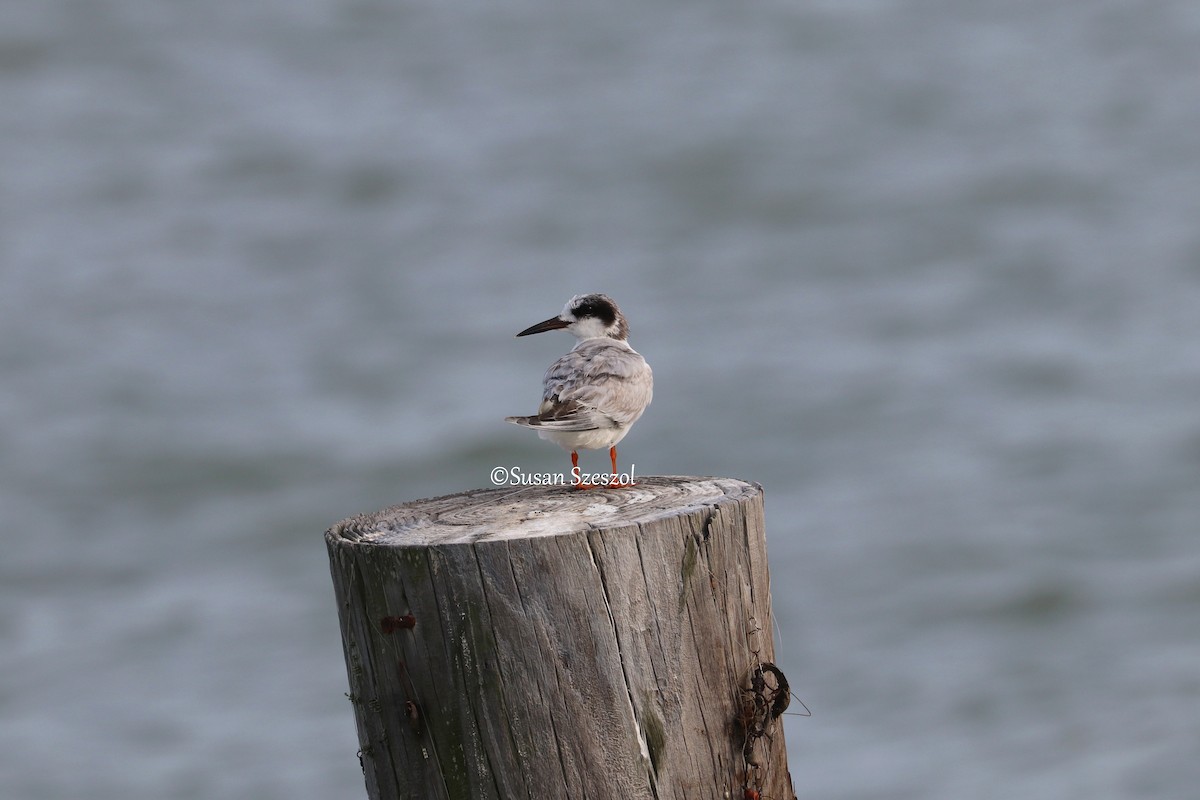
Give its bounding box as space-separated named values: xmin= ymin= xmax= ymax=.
xmin=327 ymin=476 xmax=760 ymax=547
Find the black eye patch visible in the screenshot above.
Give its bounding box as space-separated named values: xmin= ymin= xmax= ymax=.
xmin=574 ymin=297 xmax=616 ymax=326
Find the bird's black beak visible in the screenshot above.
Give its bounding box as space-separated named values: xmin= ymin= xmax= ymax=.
xmin=516 ymin=316 xmax=570 ymax=337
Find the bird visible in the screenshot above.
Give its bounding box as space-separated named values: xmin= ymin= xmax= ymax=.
xmin=505 ymin=293 xmax=653 ymax=489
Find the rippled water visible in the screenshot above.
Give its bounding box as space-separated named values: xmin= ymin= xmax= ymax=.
xmin=3 ymin=1 xmax=1200 ymax=798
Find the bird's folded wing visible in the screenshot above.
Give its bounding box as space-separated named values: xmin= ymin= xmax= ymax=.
xmin=529 ymin=403 xmax=607 ymax=431
xmin=541 ymin=345 xmax=653 ymax=428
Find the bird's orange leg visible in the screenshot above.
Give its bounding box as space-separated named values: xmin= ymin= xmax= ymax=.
xmin=571 ymin=447 xmax=636 ymax=490
xmin=607 ymin=445 xmax=636 ymax=488
xmin=571 ymin=450 xmax=597 ymax=490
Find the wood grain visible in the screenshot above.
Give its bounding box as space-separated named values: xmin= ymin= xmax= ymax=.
xmin=326 ymin=476 xmax=794 ymax=800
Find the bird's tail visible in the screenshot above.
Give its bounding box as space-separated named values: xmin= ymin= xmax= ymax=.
xmin=504 ymin=415 xmax=538 ymax=428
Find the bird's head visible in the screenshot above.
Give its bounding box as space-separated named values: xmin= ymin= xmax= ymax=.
xmin=516 ymin=293 xmax=629 ymax=341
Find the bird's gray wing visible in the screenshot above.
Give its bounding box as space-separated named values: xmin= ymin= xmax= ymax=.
xmin=540 ymin=342 xmax=653 ymax=428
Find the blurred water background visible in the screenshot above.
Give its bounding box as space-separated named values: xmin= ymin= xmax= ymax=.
xmin=3 ymin=0 xmax=1200 ymax=798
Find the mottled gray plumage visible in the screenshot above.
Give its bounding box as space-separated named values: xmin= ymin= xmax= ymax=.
xmin=506 ymin=294 xmax=653 ymax=460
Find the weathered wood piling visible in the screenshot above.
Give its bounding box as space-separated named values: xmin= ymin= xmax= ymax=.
xmin=325 ymin=476 xmax=795 ymax=800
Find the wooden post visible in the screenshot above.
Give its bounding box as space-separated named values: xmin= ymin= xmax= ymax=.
xmin=326 ymin=476 xmax=795 ymax=800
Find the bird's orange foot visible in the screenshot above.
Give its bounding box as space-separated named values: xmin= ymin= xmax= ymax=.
xmin=602 ymin=447 xmax=636 ymax=487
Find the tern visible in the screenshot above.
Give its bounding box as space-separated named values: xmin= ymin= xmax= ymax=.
xmin=505 ymin=293 xmax=653 ymax=489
